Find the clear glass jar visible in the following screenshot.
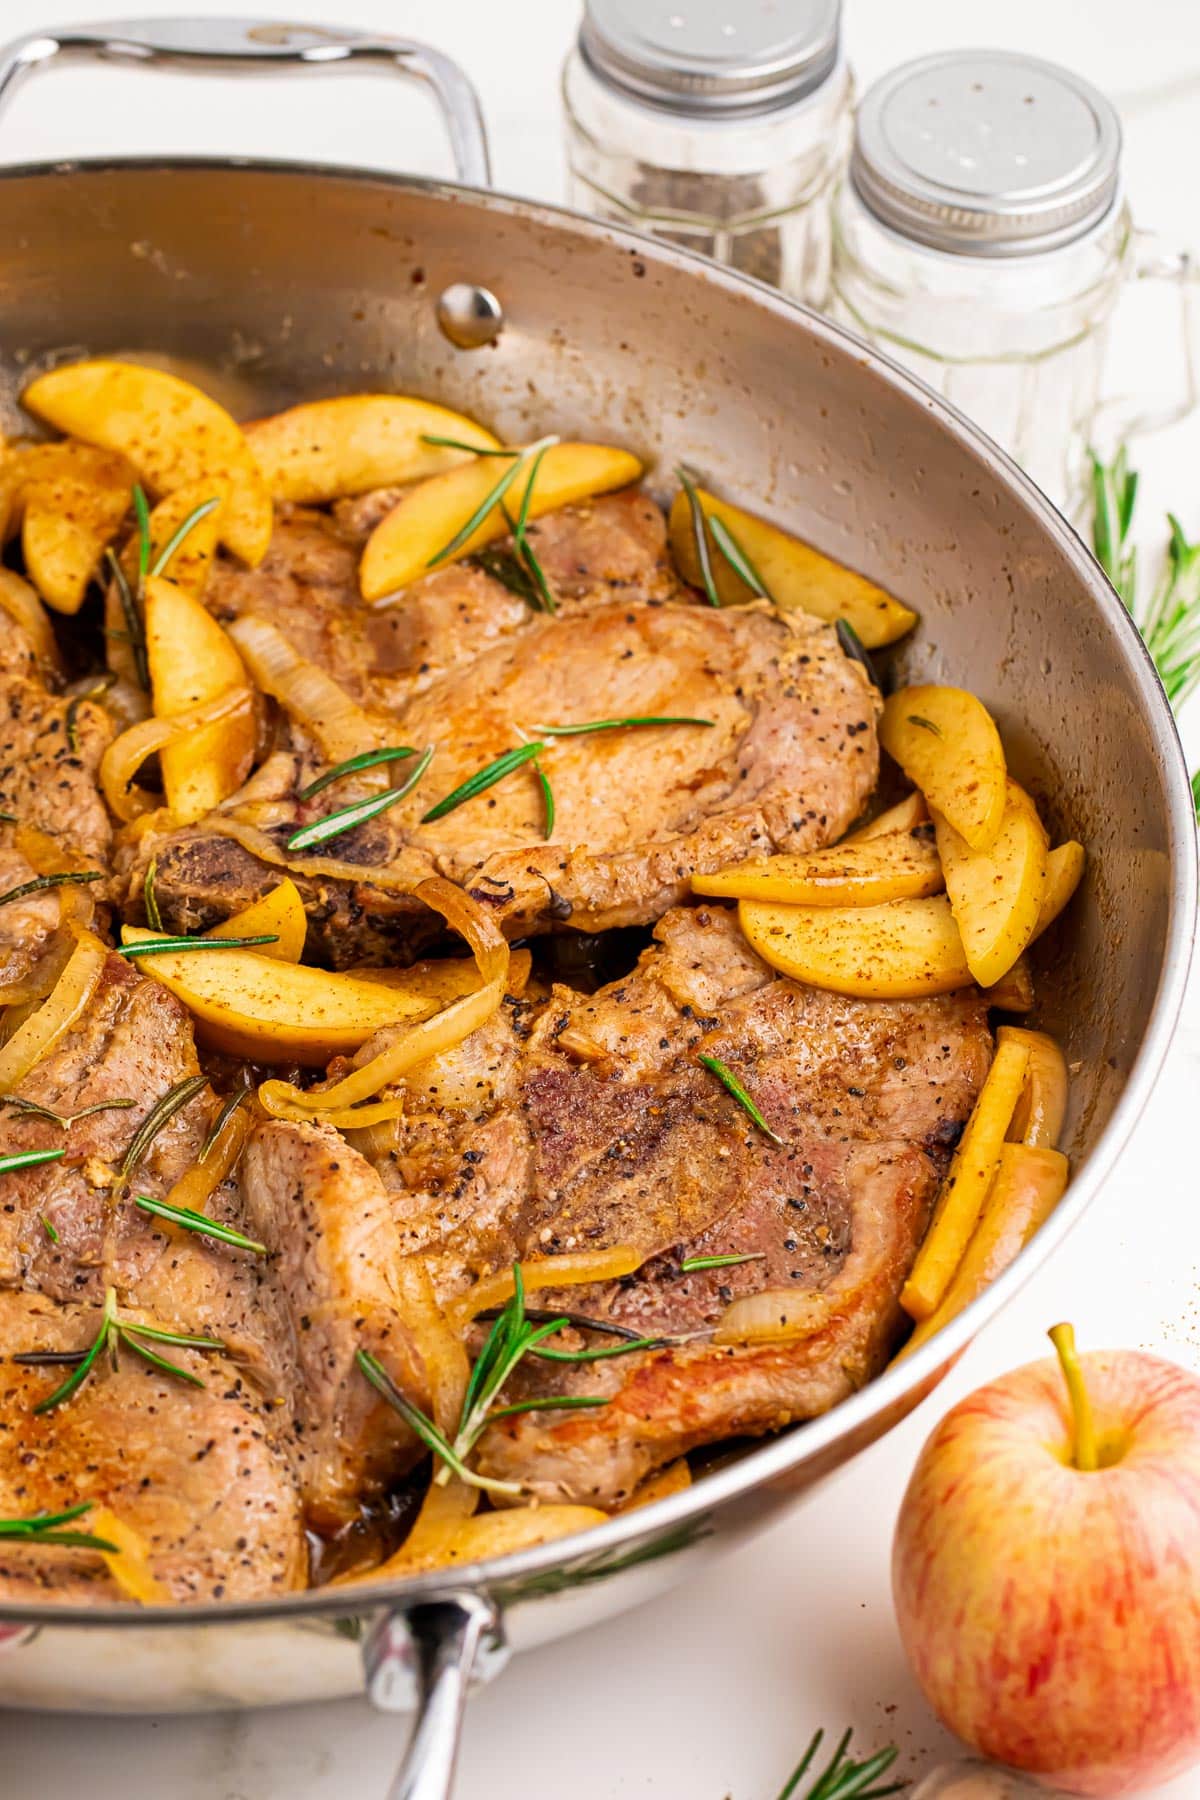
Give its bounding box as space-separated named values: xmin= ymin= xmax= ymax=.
xmin=828 ymin=51 xmax=1192 ymax=510
xmin=911 ymin=1762 xmax=1069 ymax=1800
xmin=562 ymin=0 xmax=854 ymax=306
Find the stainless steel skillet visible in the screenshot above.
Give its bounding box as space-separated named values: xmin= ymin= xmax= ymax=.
xmin=0 ymin=19 xmax=1193 ymax=1800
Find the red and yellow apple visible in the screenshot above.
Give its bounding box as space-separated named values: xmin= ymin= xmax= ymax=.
xmin=893 ymin=1326 xmax=1200 ymax=1795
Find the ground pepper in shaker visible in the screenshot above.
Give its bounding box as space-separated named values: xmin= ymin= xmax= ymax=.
xmin=562 ymin=0 xmax=853 ymax=305
xmin=830 ymin=50 xmax=1194 ymax=510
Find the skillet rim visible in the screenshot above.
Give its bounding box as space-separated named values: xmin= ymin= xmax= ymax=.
xmin=0 ymin=152 xmax=1192 ymax=1631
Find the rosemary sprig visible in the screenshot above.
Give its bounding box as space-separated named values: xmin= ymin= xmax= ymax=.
xmin=709 ymin=513 xmax=772 ymax=599
xmin=1089 ymin=446 xmax=1200 ymax=815
xmin=150 ymin=496 xmax=221 ymax=578
xmin=421 ymin=741 xmax=546 ymax=824
xmin=773 ymin=1728 xmax=902 ymax=1800
xmin=132 ymin=484 xmax=152 ymax=590
xmin=297 ymin=745 xmax=417 ymax=803
xmin=26 ymin=1286 xmax=225 ymax=1414
xmin=104 ymin=549 xmax=148 ymax=689
xmin=143 ymin=856 xmax=162 ymax=930
xmin=0 ymin=870 xmax=103 ymax=909
xmin=118 ymin=1074 xmax=209 ymax=1183
xmin=419 ymin=433 xmax=512 ymax=458
xmin=117 ymin=934 xmax=279 ymax=958
xmin=698 ymin=1053 xmax=784 ymax=1146
xmin=679 ymin=1251 xmax=766 ymax=1274
xmin=0 ymin=1501 xmax=118 ymax=1554
xmin=537 ymin=715 xmax=715 ymax=737
xmin=534 ymin=760 xmax=555 ymax=840
xmin=65 ymin=671 xmax=117 ymax=752
xmin=0 ymin=1147 xmax=65 ymax=1175
xmin=288 ymin=745 xmax=433 ymax=850
xmin=135 ymin=1194 xmax=266 ymax=1255
xmin=358 ymin=1264 xmax=623 ymax=1497
xmin=836 ymin=619 xmax=880 ymax=690
xmin=426 ymin=436 xmax=556 ymax=568
xmin=4 ymin=1095 xmax=135 ymax=1130
xmin=677 ymin=466 xmax=721 ymax=606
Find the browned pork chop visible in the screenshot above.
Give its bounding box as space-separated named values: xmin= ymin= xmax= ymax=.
xmin=0 ymin=674 xmax=111 ymax=871
xmin=0 ymin=952 xmax=429 ymax=1573
xmin=0 ymin=1290 xmax=306 ymax=1605
xmin=134 ymin=593 xmax=877 ymax=959
xmin=359 ymin=905 xmax=991 ymax=1505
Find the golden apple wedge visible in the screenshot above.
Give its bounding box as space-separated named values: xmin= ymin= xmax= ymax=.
xmin=246 ymin=394 xmax=502 ymax=501
xmin=693 ymin=828 xmax=942 ymax=906
xmin=145 ymin=575 xmax=256 ymax=824
xmin=881 ymin=684 xmax=1007 ymax=851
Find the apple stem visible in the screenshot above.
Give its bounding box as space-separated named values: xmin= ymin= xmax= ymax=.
xmin=1048 ymin=1321 xmax=1099 ymax=1472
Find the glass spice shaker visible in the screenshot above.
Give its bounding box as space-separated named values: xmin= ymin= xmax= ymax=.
xmin=829 ymin=50 xmax=1196 ymax=511
xmin=910 ymin=1760 xmax=1070 ymax=1800
xmin=562 ymin=0 xmax=854 ymax=306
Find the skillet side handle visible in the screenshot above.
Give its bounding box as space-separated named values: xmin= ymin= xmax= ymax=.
xmin=365 ymin=1591 xmax=509 ymax=1800
xmin=0 ymin=17 xmax=491 ymax=186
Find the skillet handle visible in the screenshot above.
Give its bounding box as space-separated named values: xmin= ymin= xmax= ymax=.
xmin=0 ymin=17 xmax=491 ymax=186
xmin=365 ymin=1591 xmax=509 ymax=1800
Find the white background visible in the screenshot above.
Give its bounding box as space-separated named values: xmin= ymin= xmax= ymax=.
xmin=2 ymin=2 xmax=1200 ymax=1796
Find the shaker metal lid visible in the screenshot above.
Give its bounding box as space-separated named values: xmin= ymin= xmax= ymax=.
xmin=579 ymin=0 xmax=841 ymax=117
xmin=852 ymin=50 xmax=1122 ymax=256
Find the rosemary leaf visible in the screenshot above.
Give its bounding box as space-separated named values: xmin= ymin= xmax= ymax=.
xmin=143 ymin=856 xmax=163 ymax=931
xmin=420 ymin=741 xmax=545 ymax=824
xmin=104 ymin=548 xmax=148 ymax=689
xmin=419 ymin=433 xmax=512 ymax=457
xmin=510 ymin=444 xmax=557 ymax=614
xmin=199 ymin=1084 xmax=250 ymax=1162
xmin=487 ymin=1394 xmax=609 ymax=1422
xmin=288 ymin=745 xmax=433 ymax=850
xmin=4 ymin=1096 xmax=136 ymax=1130
xmin=118 ymin=1074 xmax=209 ymax=1181
xmin=835 ymin=618 xmax=880 ymax=690
xmin=529 ymin=1334 xmax=663 ymax=1364
xmin=41 ymin=1216 xmax=59 ymax=1243
xmin=31 ymin=1291 xmax=116 ymax=1415
xmin=537 ymin=715 xmax=714 ymax=737
xmin=297 ymin=744 xmax=417 ymax=803
xmin=678 ymin=1251 xmax=766 ymax=1274
xmin=117 ymin=934 xmax=279 ymax=958
xmin=468 ymin=544 xmax=541 ymax=606
xmin=116 ymin=1321 xmax=225 ymax=1350
xmin=0 ymin=1147 xmax=65 ymax=1176
xmin=135 ymin=1194 xmax=267 ymax=1255
xmin=709 ymin=513 xmax=772 ymax=599
xmin=677 ymin=467 xmax=721 ymax=606
xmin=535 ymin=761 xmax=555 ymax=839
xmin=906 ymin=714 xmax=942 ymax=737
xmin=697 ymin=1053 xmax=784 ymax=1146
xmin=0 ymin=870 xmax=103 ymax=909
xmin=117 ymin=1326 xmax=207 ymax=1388
xmin=132 ymin=484 xmax=152 ymax=590
xmin=426 ymin=439 xmax=554 ymax=568
xmin=149 ymin=496 xmax=221 ymax=579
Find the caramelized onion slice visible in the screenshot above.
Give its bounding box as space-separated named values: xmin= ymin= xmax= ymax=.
xmin=158 ymin=1101 xmax=252 ymax=1220
xmin=447 ymin=1247 xmax=643 ymax=1329
xmin=101 ymin=687 xmax=253 ymax=822
xmin=0 ymin=929 xmax=107 ymax=1091
xmin=712 ymin=1288 xmax=837 ymax=1346
xmin=392 ymin=1255 xmax=470 ymax=1438
xmin=227 ymin=614 xmax=391 ymax=765
xmin=332 ymin=1477 xmax=479 ymax=1586
xmin=259 ymin=877 xmax=508 ymax=1121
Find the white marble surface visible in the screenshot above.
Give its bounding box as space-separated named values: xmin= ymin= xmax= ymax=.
xmin=1 ymin=0 xmax=1199 ymax=1795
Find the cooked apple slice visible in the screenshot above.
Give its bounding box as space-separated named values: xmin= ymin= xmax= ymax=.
xmin=880 ymin=685 xmax=1007 ymax=851
xmin=120 ymin=926 xmax=435 ymax=1063
xmin=897 ymin=1142 xmax=1068 ymax=1358
xmin=739 ymin=892 xmax=972 ymax=998
xmin=901 ymin=1034 xmax=1031 ymax=1320
xmin=1035 ymin=839 xmax=1086 ymax=937
xmin=667 ymin=485 xmax=917 ymax=649
xmin=844 ymin=791 xmax=928 ymax=842
xmin=934 ymin=779 xmax=1048 ymax=988
xmin=0 ymin=566 xmax=60 ymax=671
xmin=145 ymin=575 xmax=255 ymax=824
xmin=694 ymin=828 xmax=942 ymax=906
xmin=15 ymin=443 xmax=136 ymax=614
xmin=207 ymin=879 xmax=308 ymax=964
xmin=22 ymin=360 xmax=272 ymax=566
xmin=246 ymin=394 xmax=502 ymax=502
xmin=1000 ymin=1025 xmax=1069 ymax=1149
xmin=359 ymin=442 xmax=643 ymax=600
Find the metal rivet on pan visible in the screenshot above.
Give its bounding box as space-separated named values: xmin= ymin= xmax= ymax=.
xmin=435 ymin=283 xmax=504 ymax=349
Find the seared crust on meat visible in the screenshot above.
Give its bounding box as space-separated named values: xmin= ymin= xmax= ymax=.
xmin=0 ymin=675 xmax=111 ymax=871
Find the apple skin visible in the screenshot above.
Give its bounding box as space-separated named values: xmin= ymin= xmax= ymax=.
xmin=893 ymin=1349 xmax=1200 ymax=1796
